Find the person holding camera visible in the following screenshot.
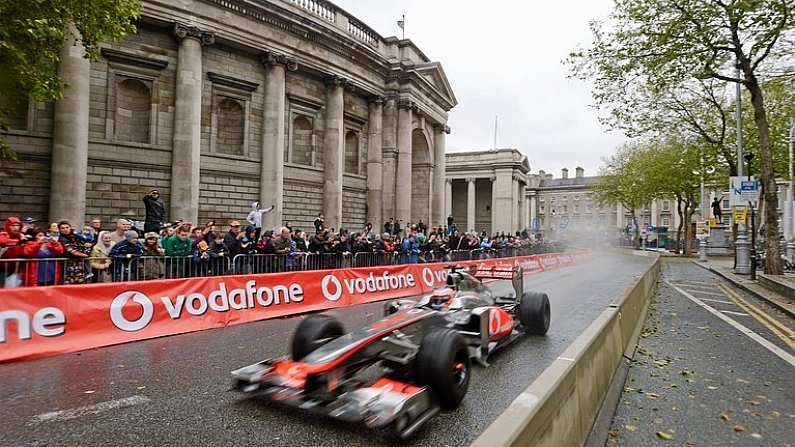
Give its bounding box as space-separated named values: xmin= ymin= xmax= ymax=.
xmin=143 ymin=189 xmax=166 ymax=233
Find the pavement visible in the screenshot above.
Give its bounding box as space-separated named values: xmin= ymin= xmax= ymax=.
xmin=0 ymin=251 xmax=655 ymax=447
xmin=605 ymin=258 xmax=795 ymax=446
xmin=696 ymin=257 xmax=795 ymax=318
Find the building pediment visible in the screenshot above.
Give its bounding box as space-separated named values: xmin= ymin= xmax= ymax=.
xmin=412 ymin=62 xmax=458 ymax=109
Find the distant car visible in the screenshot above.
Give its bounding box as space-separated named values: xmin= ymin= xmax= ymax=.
xmin=231 ymin=265 xmax=551 ymax=438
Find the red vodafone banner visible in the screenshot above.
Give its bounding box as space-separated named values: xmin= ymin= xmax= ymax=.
xmin=0 ymin=251 xmax=589 ymax=363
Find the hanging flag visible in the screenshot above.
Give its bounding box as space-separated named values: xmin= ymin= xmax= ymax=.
xmin=397 ymin=16 xmax=405 ymax=30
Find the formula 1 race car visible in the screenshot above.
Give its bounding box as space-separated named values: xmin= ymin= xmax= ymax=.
xmin=231 ymin=265 xmax=550 ymax=438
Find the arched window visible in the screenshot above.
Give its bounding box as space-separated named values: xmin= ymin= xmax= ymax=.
xmin=216 ymin=98 xmax=244 ymax=155
xmin=116 ymin=78 xmax=151 ymax=143
xmin=291 ymin=115 xmax=314 ymax=166
xmin=344 ymin=130 xmax=359 ymax=174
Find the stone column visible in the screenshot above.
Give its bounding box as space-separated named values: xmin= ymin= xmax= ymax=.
xmin=170 ymin=24 xmax=214 ymax=223
xmin=366 ymin=96 xmax=384 ymax=230
xmin=323 ymin=76 xmax=346 ymax=229
xmin=50 ymin=23 xmax=90 ymax=225
xmin=395 ymin=99 xmax=413 ymax=226
xmin=529 ymin=193 xmax=537 ymax=225
xmin=519 ymin=183 xmax=528 ymax=231
xmin=445 ymin=179 xmax=453 ymax=221
xmin=381 ymin=95 xmax=398 ymax=225
xmin=432 ymin=124 xmax=449 ymax=227
xmin=492 ymin=169 xmax=514 ymax=234
xmin=616 ymin=202 xmax=623 ymax=229
xmin=466 ymin=178 xmax=476 ymax=232
xmin=260 ymin=52 xmax=296 ymax=229
xmin=510 ymin=175 xmax=521 ymax=233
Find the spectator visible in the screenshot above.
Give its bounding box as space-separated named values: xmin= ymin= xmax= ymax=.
xmin=24 ymin=227 xmax=64 ymax=287
xmin=272 ymin=227 xmax=295 ymax=270
xmin=308 ymin=229 xmax=326 ymax=253
xmin=401 ymin=233 xmax=419 ymax=264
xmin=394 ymin=219 xmax=402 ymax=236
xmin=58 ymin=221 xmax=91 ymax=284
xmin=292 ymin=229 xmax=308 ymax=252
xmin=47 ymin=222 xmax=59 ymax=239
xmin=101 ymin=218 xmax=131 ymax=244
xmin=314 ymin=213 xmax=325 ymax=232
xmin=417 ymin=219 xmax=426 ymax=235
xmin=109 ymin=230 xmax=143 ymax=281
xmin=206 ymin=231 xmax=228 ymax=276
xmin=90 ymin=232 xmax=115 ymax=283
xmin=89 ymin=218 xmax=102 ymax=239
xmin=164 ymin=227 xmax=192 ymax=278
xmin=257 ymin=229 xmax=275 ymax=255
xmin=21 ymin=217 xmax=37 ymax=233
xmin=384 ymin=218 xmax=394 ymax=236
xmin=77 ymin=225 xmax=96 ymax=245
xmin=140 ymin=232 xmax=164 ymax=280
xmin=223 ymin=220 xmax=244 ymax=258
xmin=143 ymin=190 xmax=166 ymax=233
xmin=447 ymin=215 xmax=454 ymax=235
xmin=246 ymin=202 xmax=273 ymax=241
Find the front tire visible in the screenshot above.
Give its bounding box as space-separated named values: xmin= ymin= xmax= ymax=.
xmin=291 ymin=314 xmax=344 ymax=361
xmin=415 ymin=329 xmax=470 ymax=409
xmin=519 ymin=292 xmax=550 ymax=335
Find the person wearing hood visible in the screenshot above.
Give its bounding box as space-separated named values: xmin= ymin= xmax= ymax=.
xmin=90 ymin=231 xmax=115 ymax=283
xmin=58 ymin=221 xmax=92 ymax=284
xmin=109 ymin=230 xmax=143 ymax=281
xmin=140 ymin=232 xmax=164 ymax=280
xmin=1 ymin=217 xmax=38 ymax=287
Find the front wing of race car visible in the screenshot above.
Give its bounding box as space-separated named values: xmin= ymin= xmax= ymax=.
xmin=232 ymin=359 xmax=439 ymax=438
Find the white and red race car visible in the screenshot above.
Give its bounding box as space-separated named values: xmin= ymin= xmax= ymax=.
xmin=232 ymin=265 xmax=550 ymax=438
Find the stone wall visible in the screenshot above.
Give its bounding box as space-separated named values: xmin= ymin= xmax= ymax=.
xmin=0 ymin=156 xmax=50 ymax=221
xmin=84 ymin=162 xmax=171 ymax=225
xmin=198 ymin=170 xmax=259 ymax=226
xmin=283 ymin=180 xmax=323 ymax=231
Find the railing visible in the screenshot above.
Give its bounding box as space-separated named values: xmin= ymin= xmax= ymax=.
xmin=286 ymin=0 xmax=336 ymax=22
xmin=347 ymin=16 xmax=379 ymax=47
xmin=0 ymin=244 xmax=564 ymax=289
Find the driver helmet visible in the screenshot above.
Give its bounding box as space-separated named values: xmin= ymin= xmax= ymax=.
xmin=430 ymin=287 xmax=455 ymax=310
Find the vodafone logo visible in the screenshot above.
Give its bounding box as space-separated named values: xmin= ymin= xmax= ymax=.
xmin=110 ymin=291 xmax=154 ymax=332
xmin=321 ymin=275 xmax=343 ymax=302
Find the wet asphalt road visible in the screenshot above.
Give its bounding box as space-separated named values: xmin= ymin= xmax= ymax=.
xmin=606 ymin=259 xmax=795 ymax=446
xmin=0 ymin=251 xmax=655 ymax=447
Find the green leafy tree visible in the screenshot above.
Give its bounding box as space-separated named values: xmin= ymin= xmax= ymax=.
xmin=569 ymin=0 xmax=795 ymax=274
xmin=0 ymin=0 xmax=142 ymax=159
xmin=592 ymin=142 xmax=655 ymax=246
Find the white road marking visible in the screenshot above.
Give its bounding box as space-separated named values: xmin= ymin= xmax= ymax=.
xmin=687 ymin=290 xmax=731 ymax=297
xmin=30 ymin=395 xmax=150 ymax=424
xmin=666 ymin=281 xmax=795 ymax=368
xmin=721 ymin=310 xmax=750 ymax=317
xmin=700 ymin=298 xmax=735 ymax=305
xmin=672 ymin=282 xmax=718 ymax=290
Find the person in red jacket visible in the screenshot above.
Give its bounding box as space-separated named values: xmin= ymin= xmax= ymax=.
xmin=0 ymin=216 xmax=39 ymax=287
xmin=23 ymin=227 xmax=64 ymax=286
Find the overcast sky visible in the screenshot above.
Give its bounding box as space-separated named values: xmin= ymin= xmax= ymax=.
xmin=334 ymin=0 xmax=625 ymax=177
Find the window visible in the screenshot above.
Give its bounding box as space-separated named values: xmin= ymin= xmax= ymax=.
xmin=0 ymin=95 xmax=29 ymax=131
xmin=115 ymin=78 xmax=151 ymax=143
xmin=216 ymin=98 xmax=245 ymax=155
xmin=540 ymin=205 xmax=545 ymax=213
xmin=662 ymin=200 xmax=670 ymax=211
xmin=573 ymin=204 xmax=579 ymax=213
xmin=722 ymin=199 xmax=729 ymax=209
xmin=291 ymin=115 xmax=314 ymax=166
xmin=563 ymin=205 xmax=568 ymax=214
xmin=662 ymin=217 xmax=670 ymax=227
xmin=344 ymin=130 xmax=360 ymax=174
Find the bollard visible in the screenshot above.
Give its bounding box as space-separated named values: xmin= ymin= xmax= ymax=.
xmin=735 ymin=232 xmax=751 ymax=274
xmin=699 ymin=238 xmax=708 ymax=262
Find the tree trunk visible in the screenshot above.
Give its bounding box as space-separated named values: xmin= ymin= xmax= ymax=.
xmin=631 ymin=210 xmax=639 ymax=248
xmin=683 ymin=201 xmax=694 ymax=255
xmin=676 ymin=197 xmax=684 ymax=253
xmin=746 ymin=78 xmax=782 ymax=274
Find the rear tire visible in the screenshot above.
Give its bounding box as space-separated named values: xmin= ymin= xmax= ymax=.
xmin=415 ymin=329 xmax=470 ymax=409
xmin=291 ymin=314 xmax=344 ymax=361
xmin=519 ymin=292 xmax=550 ymax=335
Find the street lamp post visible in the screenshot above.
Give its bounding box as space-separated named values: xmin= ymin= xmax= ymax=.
xmin=733 ymin=61 xmax=751 ymax=275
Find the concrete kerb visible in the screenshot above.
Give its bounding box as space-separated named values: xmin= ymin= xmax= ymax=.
xmin=692 ymin=260 xmax=795 ymax=319
xmin=471 ymin=255 xmax=661 ymax=447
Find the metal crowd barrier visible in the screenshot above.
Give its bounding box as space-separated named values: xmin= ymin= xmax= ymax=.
xmin=0 ymin=243 xmax=563 ymax=288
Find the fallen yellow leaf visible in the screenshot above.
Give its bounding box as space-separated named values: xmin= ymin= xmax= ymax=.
xmin=733 ymin=425 xmax=746 ymax=432
xmin=719 ymin=412 xmax=730 ymax=422
xmin=656 ymin=431 xmax=674 ymax=441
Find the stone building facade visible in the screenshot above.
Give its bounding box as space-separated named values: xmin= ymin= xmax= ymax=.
xmin=527 ymin=167 xmax=681 ymax=238
xmin=0 ymin=0 xmax=456 ymax=231
xmin=445 ymin=149 xmax=530 ymax=234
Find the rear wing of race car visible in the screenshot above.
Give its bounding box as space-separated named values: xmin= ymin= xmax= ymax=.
xmin=471 ymin=266 xmax=524 ymax=300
